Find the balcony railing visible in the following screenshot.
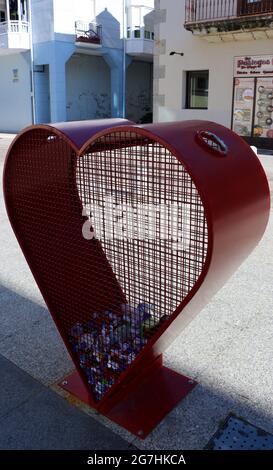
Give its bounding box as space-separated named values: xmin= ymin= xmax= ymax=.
xmin=0 ymin=20 xmax=29 ymax=34
xmin=75 ymin=21 xmax=102 ymax=45
xmin=238 ymin=0 xmax=273 ymax=16
xmin=185 ymin=0 xmax=273 ymax=25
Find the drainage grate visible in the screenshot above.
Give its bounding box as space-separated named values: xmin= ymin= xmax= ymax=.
xmin=206 ymin=414 xmax=273 ymax=450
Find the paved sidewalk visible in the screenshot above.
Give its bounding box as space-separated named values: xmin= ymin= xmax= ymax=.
xmin=0 ymin=355 xmax=134 ymax=450
xmin=0 ymin=133 xmax=17 ymax=139
xmin=0 ymin=134 xmax=272 ymax=450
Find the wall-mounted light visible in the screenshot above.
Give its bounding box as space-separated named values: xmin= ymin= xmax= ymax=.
xmin=169 ymin=51 xmax=184 ymax=57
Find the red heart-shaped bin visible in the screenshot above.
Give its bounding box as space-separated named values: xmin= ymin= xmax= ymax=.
xmin=3 ymin=119 xmax=270 ymax=438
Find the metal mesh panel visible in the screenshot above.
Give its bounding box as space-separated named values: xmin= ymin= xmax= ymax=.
xmin=75 ymin=131 xmax=208 ymax=399
xmin=6 ymin=129 xmax=208 ymax=402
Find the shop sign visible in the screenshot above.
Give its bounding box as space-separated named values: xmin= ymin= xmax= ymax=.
xmin=234 ymin=55 xmax=273 ymax=77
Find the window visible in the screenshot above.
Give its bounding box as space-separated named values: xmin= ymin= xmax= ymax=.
xmin=134 ymin=27 xmax=141 ymax=38
xmin=0 ymin=11 xmax=5 ymax=22
xmin=144 ymin=30 xmax=151 ymax=39
xmin=186 ymin=70 xmax=209 ymax=109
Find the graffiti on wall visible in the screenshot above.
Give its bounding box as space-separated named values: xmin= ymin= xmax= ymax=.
xmin=126 ymin=89 xmax=152 ymax=123
xmin=67 ymin=91 xmax=111 ymax=121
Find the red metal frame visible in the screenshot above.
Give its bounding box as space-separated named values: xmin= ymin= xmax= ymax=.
xmin=60 ymin=356 xmax=197 ymax=439
xmin=3 ymin=119 xmax=270 ymax=438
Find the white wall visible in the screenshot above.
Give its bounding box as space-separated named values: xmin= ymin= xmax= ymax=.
xmin=66 ymin=54 xmax=111 ymax=120
xmin=154 ymin=0 xmax=273 ymax=127
xmin=32 ymin=0 xmax=54 ymax=43
xmin=0 ymin=52 xmax=32 ymax=132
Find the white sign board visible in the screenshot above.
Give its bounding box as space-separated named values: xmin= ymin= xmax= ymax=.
xmin=234 ymin=55 xmax=273 ymax=77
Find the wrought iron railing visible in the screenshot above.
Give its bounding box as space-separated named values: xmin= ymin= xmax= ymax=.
xmin=185 ymin=0 xmax=273 ymax=24
xmin=75 ymin=21 xmax=102 ymax=45
xmin=238 ymin=0 xmax=273 ymax=15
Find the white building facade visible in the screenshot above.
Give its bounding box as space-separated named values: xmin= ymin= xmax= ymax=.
xmin=153 ymin=0 xmax=273 ymax=149
xmin=0 ymin=0 xmax=154 ymax=132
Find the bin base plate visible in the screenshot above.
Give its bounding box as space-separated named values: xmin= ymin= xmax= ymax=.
xmin=59 ymin=363 xmax=197 ymax=439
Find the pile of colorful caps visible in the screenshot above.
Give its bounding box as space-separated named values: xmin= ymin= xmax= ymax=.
xmin=68 ymin=303 xmax=163 ymax=401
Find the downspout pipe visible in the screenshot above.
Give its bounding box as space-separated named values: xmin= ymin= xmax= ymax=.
xmin=28 ymin=0 xmax=36 ymax=124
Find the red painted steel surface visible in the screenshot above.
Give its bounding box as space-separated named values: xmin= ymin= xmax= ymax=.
xmin=53 ymin=118 xmax=135 ymax=149
xmin=60 ymin=359 xmax=197 ymax=439
xmin=3 ymin=119 xmax=270 ymax=437
xmin=134 ymin=121 xmax=271 ymax=357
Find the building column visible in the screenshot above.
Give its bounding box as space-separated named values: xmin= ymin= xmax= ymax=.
xmin=17 ymin=0 xmax=22 ymax=31
xmin=22 ymin=0 xmax=27 ymax=21
xmin=47 ymin=43 xmax=75 ymax=123
xmin=34 ymin=41 xmax=74 ymax=124
xmin=110 ymin=66 xmax=123 ymax=118
xmin=103 ymin=49 xmax=132 ymax=118
xmin=5 ymin=0 xmax=10 ymax=23
xmin=49 ymin=60 xmax=67 ymax=123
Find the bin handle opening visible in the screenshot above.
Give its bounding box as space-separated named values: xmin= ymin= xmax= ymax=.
xmin=196 ymin=130 xmax=228 ymax=156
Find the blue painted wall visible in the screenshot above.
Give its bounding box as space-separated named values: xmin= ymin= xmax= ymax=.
xmin=34 ymin=64 xmax=50 ymax=123
xmin=66 ymin=54 xmax=111 ymax=121
xmin=126 ymin=60 xmax=153 ymax=123
xmin=34 ymin=39 xmax=75 ymax=123
xmin=0 ymin=51 xmax=32 ymax=132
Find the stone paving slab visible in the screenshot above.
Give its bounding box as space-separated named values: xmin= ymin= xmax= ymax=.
xmin=0 ymin=355 xmax=134 ymax=450
xmin=0 ymin=284 xmax=73 ymax=384
xmin=0 ymin=311 xmax=73 ymax=385
xmin=0 ymin=355 xmax=42 ymax=420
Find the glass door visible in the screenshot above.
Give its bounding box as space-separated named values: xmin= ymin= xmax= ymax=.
xmin=232 ymin=77 xmax=255 ymax=137
xmin=253 ymin=77 xmax=273 ymax=138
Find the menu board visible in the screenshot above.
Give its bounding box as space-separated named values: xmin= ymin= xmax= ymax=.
xmin=253 ymin=78 xmax=273 ymax=138
xmin=232 ymin=78 xmax=255 ymax=137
